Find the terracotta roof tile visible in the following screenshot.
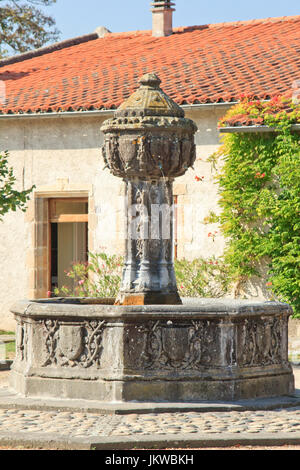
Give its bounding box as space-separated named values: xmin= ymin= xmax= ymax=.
xmin=0 ymin=16 xmax=299 ymax=114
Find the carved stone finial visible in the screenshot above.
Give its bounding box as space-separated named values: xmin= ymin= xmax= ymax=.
xmin=139 ymin=72 xmax=162 ymax=88
xmin=114 ymin=71 xmax=185 ymax=119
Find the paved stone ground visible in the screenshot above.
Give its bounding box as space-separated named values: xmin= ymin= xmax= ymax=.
xmin=0 ymin=367 xmax=299 ymax=449
xmin=0 ymin=406 xmax=299 ymax=438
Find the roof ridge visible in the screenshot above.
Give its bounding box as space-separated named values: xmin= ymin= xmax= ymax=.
xmin=173 ymin=14 xmax=300 ymax=32
xmin=0 ymin=32 xmax=99 ymax=67
xmin=1 ymin=14 xmax=299 ymax=67
xmin=206 ymin=14 xmax=300 ymax=28
xmin=92 ymin=15 xmax=300 ymax=38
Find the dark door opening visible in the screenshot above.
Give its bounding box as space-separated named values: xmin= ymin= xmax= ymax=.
xmin=49 ymin=199 xmax=88 ymax=295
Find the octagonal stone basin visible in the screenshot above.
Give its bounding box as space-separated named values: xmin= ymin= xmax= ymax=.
xmin=9 ymin=298 xmax=294 ymax=402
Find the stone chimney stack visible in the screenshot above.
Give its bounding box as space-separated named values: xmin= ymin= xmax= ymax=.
xmin=151 ymin=1 xmax=175 ymax=37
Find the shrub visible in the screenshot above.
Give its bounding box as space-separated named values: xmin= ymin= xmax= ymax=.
xmin=54 ymin=252 xmax=123 ymax=299
xmin=175 ymin=257 xmax=231 ymax=298
xmin=53 ymin=253 xmax=231 ymax=299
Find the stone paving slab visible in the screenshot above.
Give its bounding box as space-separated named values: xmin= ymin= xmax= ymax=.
xmin=0 ymin=361 xmax=13 ymax=371
xmin=0 ymin=386 xmax=300 ymax=414
xmin=1 ymin=431 xmax=300 ymax=451
xmin=83 ymin=433 xmax=300 ymax=451
xmin=0 ymin=367 xmax=299 ymax=450
xmin=0 ymin=336 xmax=15 ymax=343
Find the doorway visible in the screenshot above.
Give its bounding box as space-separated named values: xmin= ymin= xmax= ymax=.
xmin=49 ymin=199 xmax=88 ymax=294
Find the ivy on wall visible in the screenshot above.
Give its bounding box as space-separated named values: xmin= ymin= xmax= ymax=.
xmin=210 ymin=96 xmax=300 ymax=316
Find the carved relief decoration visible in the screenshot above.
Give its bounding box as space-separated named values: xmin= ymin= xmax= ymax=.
xmin=140 ymin=320 xmax=218 ymax=371
xmin=41 ymin=320 xmax=106 ymax=368
xmin=240 ymin=316 xmax=284 ymax=366
xmin=138 ymin=316 xmax=286 ymax=371
xmin=15 ymin=319 xmax=28 ymax=362
xmin=101 ymin=73 xmax=197 ymax=301
xmin=102 ymin=132 xmax=196 ymax=179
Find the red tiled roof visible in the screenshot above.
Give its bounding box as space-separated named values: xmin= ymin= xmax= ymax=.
xmin=0 ymin=16 xmax=299 ymax=114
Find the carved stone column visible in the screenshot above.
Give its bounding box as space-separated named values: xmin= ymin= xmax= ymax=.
xmin=101 ymin=73 xmax=197 ymax=305
xmin=120 ymin=178 xmax=178 ymax=304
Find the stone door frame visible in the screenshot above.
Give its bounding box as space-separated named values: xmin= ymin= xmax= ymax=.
xmin=26 ymin=184 xmax=93 ymax=300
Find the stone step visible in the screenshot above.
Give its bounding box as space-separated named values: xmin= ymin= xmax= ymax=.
xmin=0 ymin=336 xmax=15 ymax=344
xmin=0 ymin=360 xmax=13 ymax=371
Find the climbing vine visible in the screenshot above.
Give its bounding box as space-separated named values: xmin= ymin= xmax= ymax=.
xmin=211 ymin=96 xmax=300 ymax=316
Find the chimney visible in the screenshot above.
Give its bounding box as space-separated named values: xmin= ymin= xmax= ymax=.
xmin=94 ymin=26 xmax=111 ymax=38
xmin=151 ymin=1 xmax=175 ymax=37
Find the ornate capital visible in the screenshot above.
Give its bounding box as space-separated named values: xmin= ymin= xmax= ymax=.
xmin=101 ymin=73 xmax=197 ymax=179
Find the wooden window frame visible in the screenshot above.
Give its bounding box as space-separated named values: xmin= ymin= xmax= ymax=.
xmin=49 ymin=198 xmax=88 ymax=223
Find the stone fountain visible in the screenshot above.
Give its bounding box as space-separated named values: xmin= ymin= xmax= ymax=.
xmin=9 ymin=74 xmax=295 ymax=404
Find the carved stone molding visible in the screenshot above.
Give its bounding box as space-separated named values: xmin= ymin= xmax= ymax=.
xmin=102 ymin=130 xmax=196 ymax=179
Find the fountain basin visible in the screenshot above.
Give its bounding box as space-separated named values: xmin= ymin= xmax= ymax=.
xmin=10 ymin=298 xmax=294 ymax=402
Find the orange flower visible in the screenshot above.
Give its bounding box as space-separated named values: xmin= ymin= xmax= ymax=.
xmin=255 ymin=172 xmax=266 ymax=179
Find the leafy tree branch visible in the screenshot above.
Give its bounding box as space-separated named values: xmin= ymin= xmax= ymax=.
xmin=0 ymin=150 xmax=34 ymax=219
xmin=0 ymin=0 xmax=60 ymax=57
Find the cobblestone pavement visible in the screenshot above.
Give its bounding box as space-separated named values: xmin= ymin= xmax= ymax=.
xmin=0 ymin=368 xmax=299 ymax=446
xmin=0 ymin=407 xmax=299 ymax=439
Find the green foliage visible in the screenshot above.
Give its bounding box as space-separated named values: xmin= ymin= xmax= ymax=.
xmin=5 ymin=340 xmax=15 ymax=358
xmin=213 ymin=96 xmax=300 ymax=316
xmin=0 ymin=150 xmax=34 ymax=219
xmin=54 ymin=253 xmax=231 ymax=300
xmin=0 ymin=0 xmax=59 ymax=57
xmin=175 ymin=257 xmax=231 ymax=298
